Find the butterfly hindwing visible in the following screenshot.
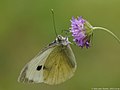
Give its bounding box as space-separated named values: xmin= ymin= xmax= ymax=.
xmin=43 ymin=45 xmax=76 ymax=85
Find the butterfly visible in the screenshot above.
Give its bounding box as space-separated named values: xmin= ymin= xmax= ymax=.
xmin=18 ymin=35 xmax=77 ymax=85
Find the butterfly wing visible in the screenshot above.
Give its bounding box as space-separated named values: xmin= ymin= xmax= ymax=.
xmin=18 ymin=36 xmax=77 ymax=85
xmin=43 ymin=45 xmax=76 ymax=85
xmin=18 ymin=44 xmax=56 ymax=83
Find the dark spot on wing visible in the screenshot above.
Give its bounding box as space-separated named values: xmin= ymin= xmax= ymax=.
xmin=43 ymin=66 xmax=50 ymax=70
xmin=43 ymin=66 xmax=47 ymax=70
xmin=36 ymin=65 xmax=42 ymax=71
xmin=28 ymin=79 xmax=34 ymax=83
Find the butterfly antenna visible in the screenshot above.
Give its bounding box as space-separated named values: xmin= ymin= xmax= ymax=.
xmin=51 ymin=9 xmax=58 ymax=37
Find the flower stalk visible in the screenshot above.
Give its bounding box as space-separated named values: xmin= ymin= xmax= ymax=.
xmin=92 ymin=27 xmax=120 ymax=43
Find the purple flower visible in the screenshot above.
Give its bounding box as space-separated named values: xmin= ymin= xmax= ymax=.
xmin=70 ymin=16 xmax=93 ymax=48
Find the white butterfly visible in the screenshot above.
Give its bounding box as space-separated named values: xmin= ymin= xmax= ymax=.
xmin=18 ymin=35 xmax=77 ymax=85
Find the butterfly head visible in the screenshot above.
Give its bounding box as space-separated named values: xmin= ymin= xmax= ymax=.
xmin=56 ymin=35 xmax=71 ymax=46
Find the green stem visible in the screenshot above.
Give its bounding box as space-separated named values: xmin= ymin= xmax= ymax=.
xmin=92 ymin=27 xmax=120 ymax=43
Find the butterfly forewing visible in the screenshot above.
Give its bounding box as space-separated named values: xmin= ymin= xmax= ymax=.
xmin=18 ymin=46 xmax=55 ymax=83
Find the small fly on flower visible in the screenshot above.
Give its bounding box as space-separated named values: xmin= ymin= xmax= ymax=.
xmin=70 ymin=16 xmax=120 ymax=48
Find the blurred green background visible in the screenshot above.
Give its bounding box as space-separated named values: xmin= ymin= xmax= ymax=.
xmin=0 ymin=0 xmax=120 ymax=90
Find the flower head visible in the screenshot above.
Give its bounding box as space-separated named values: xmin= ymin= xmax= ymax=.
xmin=70 ymin=16 xmax=93 ymax=48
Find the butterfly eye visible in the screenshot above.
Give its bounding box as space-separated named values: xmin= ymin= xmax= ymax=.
xmin=36 ymin=65 xmax=42 ymax=71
